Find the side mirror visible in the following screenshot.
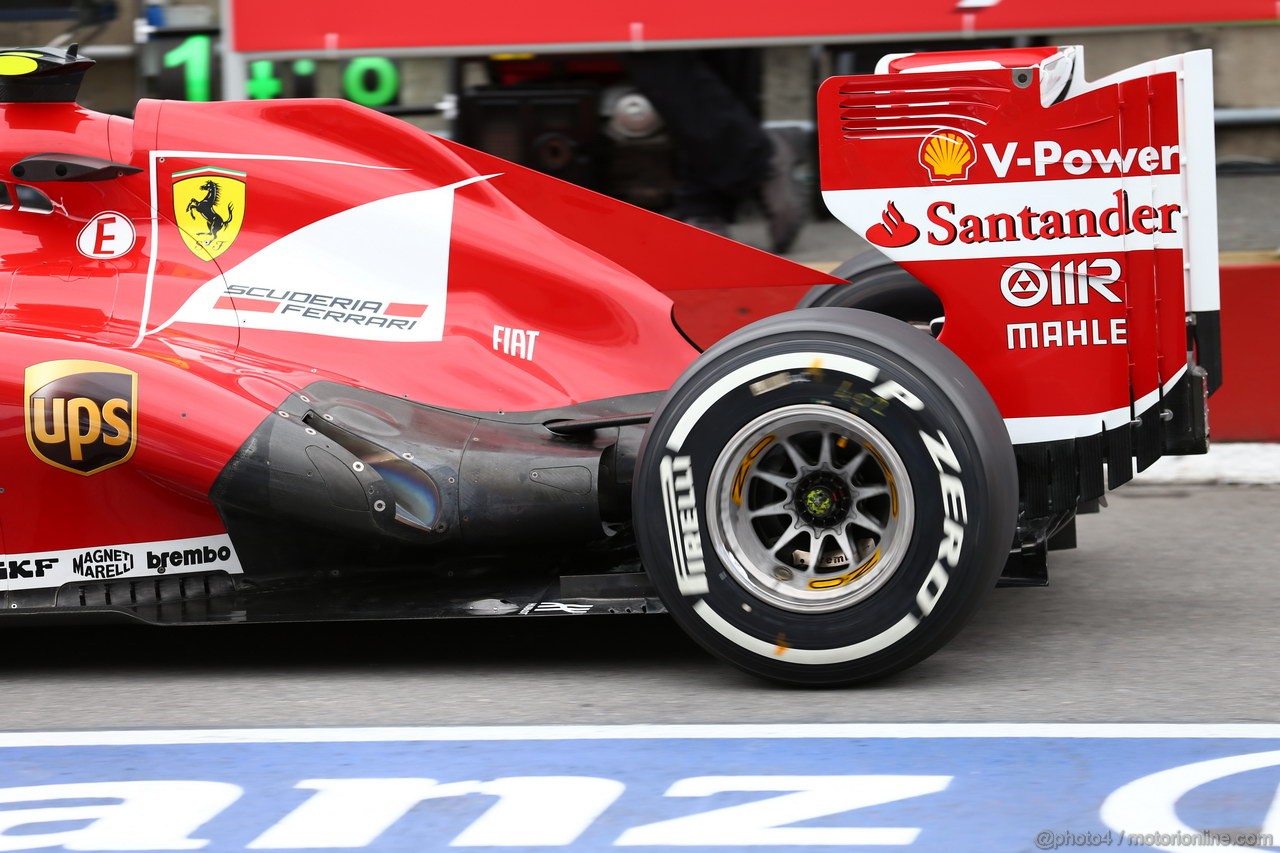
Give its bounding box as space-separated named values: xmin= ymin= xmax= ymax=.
xmin=11 ymin=153 xmax=141 ymax=183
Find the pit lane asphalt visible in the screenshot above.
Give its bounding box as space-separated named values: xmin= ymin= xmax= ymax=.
xmin=3 ymin=483 xmax=1278 ymax=727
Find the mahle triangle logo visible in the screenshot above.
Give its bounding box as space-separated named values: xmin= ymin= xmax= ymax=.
xmin=172 ymin=166 xmax=246 ymax=260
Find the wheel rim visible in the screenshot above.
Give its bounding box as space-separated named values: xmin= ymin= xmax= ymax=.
xmin=706 ymin=403 xmax=914 ymax=614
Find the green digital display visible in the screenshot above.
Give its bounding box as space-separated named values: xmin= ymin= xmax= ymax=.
xmin=153 ymin=33 xmax=401 ymax=106
xmin=161 ymin=33 xmax=213 ymax=101
xmin=342 ymin=57 xmax=399 ymax=107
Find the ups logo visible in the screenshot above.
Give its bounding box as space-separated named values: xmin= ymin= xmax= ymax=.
xmin=25 ymin=360 xmax=137 ymax=476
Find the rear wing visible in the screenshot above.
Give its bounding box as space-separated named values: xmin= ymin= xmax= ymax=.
xmin=819 ymin=46 xmax=1219 ymax=507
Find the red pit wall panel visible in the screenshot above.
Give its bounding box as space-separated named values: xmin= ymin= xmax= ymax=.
xmin=1211 ymin=263 xmax=1280 ymax=442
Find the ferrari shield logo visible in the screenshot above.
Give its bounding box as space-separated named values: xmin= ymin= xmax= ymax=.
xmin=25 ymin=360 xmax=138 ymax=476
xmin=172 ymin=166 xmax=246 ymax=260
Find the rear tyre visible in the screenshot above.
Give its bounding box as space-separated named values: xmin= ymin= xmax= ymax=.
xmin=799 ymin=256 xmax=942 ymax=334
xmin=633 ymin=308 xmax=1017 ymax=685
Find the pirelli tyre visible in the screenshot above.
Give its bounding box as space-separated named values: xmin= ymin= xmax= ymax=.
xmin=633 ymin=308 xmax=1017 ymax=685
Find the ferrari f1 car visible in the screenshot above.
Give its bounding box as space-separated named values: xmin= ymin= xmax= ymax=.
xmin=0 ymin=44 xmax=1219 ymax=685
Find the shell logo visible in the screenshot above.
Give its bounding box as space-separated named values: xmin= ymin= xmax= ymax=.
xmin=919 ymin=131 xmax=976 ymax=182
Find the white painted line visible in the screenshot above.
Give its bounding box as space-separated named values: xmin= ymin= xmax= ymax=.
xmin=4 ymin=723 xmax=1280 ymax=747
xmin=1134 ymin=442 xmax=1280 ymax=484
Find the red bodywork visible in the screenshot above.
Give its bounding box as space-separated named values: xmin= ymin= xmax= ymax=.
xmin=0 ymin=95 xmax=837 ymax=580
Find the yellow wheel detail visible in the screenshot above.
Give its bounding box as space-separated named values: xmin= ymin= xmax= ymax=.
xmin=730 ymin=434 xmax=774 ymax=506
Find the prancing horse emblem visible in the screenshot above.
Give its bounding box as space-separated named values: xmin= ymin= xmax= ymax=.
xmin=171 ymin=167 xmax=246 ymax=260
xmin=186 ymin=180 xmax=234 ymax=244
